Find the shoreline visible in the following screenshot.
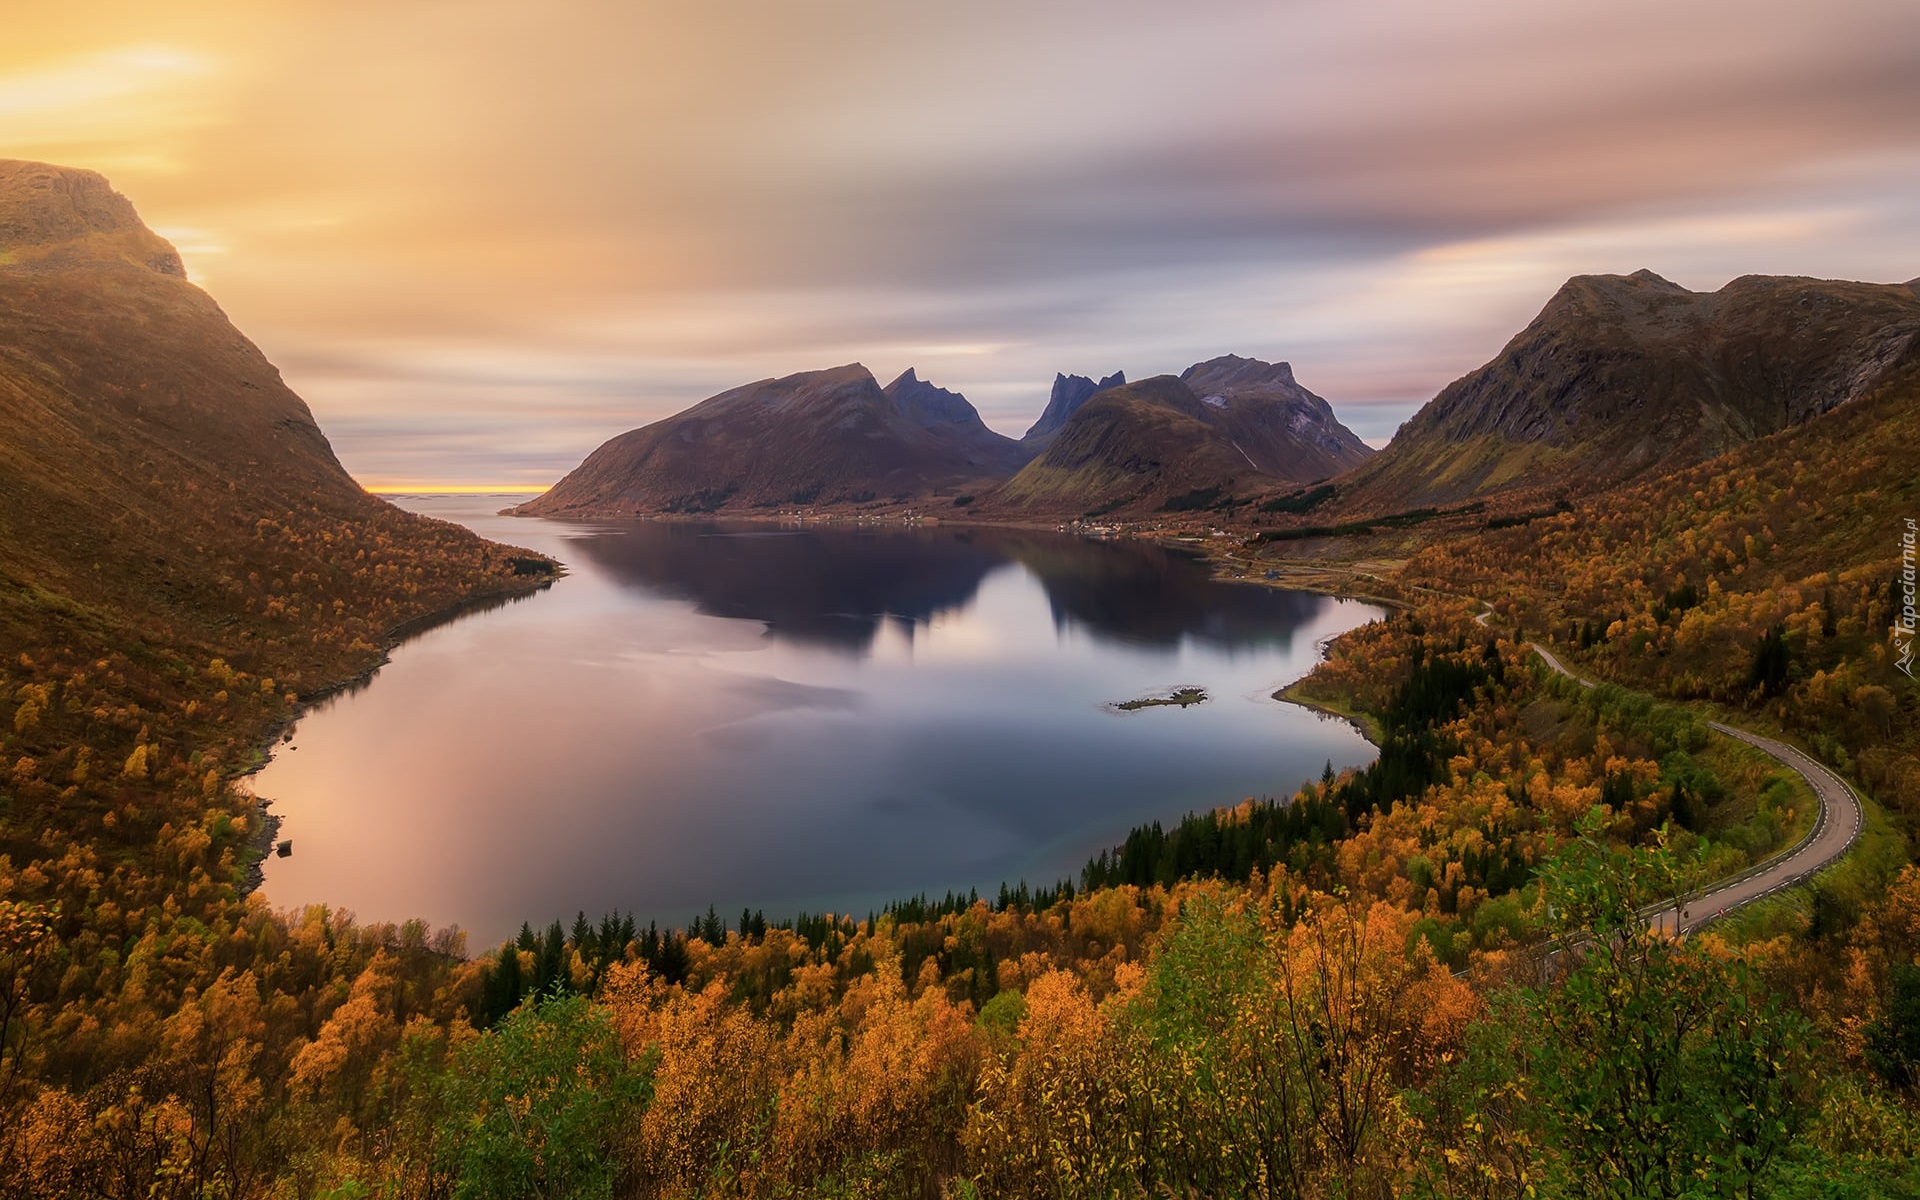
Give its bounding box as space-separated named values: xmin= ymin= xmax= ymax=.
xmin=498 ymin=503 xmax=1145 ymax=539
xmin=500 ymin=504 xmax=1412 ymax=608
xmin=1271 ymin=677 xmax=1382 ymax=748
xmin=228 ymin=509 xmax=1388 ymax=904
xmin=506 ymin=502 xmax=1405 ymax=766
xmin=233 ymin=575 xmax=560 ymax=895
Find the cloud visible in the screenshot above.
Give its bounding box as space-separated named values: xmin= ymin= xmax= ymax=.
xmin=5 ymin=0 xmax=1919 ymax=486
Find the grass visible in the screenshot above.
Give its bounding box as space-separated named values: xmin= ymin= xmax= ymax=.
xmin=1693 ymin=733 xmax=1820 ymax=861
xmin=1717 ymin=787 xmax=1909 ymax=944
xmin=1272 ymin=679 xmax=1383 ymax=744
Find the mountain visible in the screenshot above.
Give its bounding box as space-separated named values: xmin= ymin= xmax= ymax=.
xmin=0 ymin=163 xmax=351 ymax=510
xmin=0 ymin=161 xmax=561 ymax=1196
xmin=1021 ymin=370 xmax=1126 ymax=452
xmin=514 ymin=364 xmax=1018 ymax=517
xmin=1336 ymin=270 xmax=1920 ymax=511
xmin=0 ymin=160 xmax=545 ymax=684
xmin=992 ymin=358 xmax=1372 ymax=515
xmin=1178 ymin=355 xmax=1374 ymax=479
xmin=571 ymin=520 xmax=1010 ymax=651
xmin=883 ymin=368 xmax=1029 ymax=474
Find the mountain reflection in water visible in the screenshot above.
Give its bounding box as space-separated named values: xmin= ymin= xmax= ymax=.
xmin=258 ymin=499 xmax=1381 ymax=945
xmin=572 ymin=522 xmax=1319 ymax=653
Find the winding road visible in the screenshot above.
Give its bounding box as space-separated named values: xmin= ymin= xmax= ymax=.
xmin=1528 ymin=643 xmax=1864 ymax=935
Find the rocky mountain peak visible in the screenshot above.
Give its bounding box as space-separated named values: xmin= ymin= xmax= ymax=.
xmin=1550 ymin=268 xmax=1692 ymax=309
xmin=1180 ymin=354 xmax=1299 ymax=393
xmin=884 ymin=367 xmax=977 ymax=428
xmin=1021 ymin=369 xmax=1126 ymax=448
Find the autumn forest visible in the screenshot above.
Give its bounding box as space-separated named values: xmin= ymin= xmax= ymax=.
xmin=3 ymin=131 xmax=1920 ymax=1200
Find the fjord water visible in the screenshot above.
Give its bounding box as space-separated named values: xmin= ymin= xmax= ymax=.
xmin=257 ymin=497 xmax=1380 ymax=944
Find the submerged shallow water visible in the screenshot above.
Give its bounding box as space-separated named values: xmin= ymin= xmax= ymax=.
xmin=257 ymin=497 xmax=1380 ymax=944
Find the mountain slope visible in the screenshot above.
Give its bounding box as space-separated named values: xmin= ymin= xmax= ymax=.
xmin=1401 ymin=347 xmax=1920 ymax=814
xmin=1337 ymin=270 xmax=1920 ymax=511
xmin=0 ymin=160 xmax=561 ymax=1194
xmin=0 ymin=160 xmax=543 ymax=688
xmin=993 ymin=359 xmax=1371 ymax=515
xmin=514 ymin=364 xmax=1015 ymax=516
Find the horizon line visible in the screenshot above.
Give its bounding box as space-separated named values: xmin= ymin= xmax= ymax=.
xmin=365 ymin=484 xmax=553 ymax=495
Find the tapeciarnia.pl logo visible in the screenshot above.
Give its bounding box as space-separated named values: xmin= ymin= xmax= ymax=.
xmin=1899 ymin=517 xmax=1916 ymax=679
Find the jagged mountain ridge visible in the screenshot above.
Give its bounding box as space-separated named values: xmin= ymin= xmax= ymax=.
xmin=883 ymin=368 xmax=1029 ymax=474
xmin=991 ymin=359 xmax=1373 ymax=516
xmin=1335 ymin=269 xmax=1920 ymax=511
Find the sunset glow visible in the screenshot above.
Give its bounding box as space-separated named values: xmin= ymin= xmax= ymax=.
xmin=6 ymin=0 xmax=1917 ymax=489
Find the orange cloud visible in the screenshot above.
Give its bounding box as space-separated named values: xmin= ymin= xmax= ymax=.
xmin=4 ymin=0 xmax=1917 ymax=486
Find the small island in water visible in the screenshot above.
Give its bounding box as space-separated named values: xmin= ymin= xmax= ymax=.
xmin=1114 ymin=685 xmax=1209 ymax=711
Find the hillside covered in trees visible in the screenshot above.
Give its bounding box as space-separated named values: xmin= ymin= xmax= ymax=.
xmin=14 ymin=601 xmax=1915 ymax=1198
xmin=9 ymin=505 xmax=1919 ymax=1197
xmin=2 ymin=158 xmax=1916 ymax=1198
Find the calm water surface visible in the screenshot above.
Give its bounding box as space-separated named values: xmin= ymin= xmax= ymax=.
xmin=257 ymin=497 xmax=1381 ymax=944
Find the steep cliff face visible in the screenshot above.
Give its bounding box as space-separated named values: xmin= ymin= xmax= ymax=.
xmin=0 ymin=160 xmax=373 ymax=569
xmin=514 ymin=364 xmax=1018 ymax=516
xmin=1336 ymin=270 xmax=1920 ymax=510
xmin=1020 ymin=370 xmax=1126 ymax=452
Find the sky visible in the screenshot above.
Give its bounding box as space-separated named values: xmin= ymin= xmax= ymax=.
xmin=5 ymin=1 xmax=1918 ymax=491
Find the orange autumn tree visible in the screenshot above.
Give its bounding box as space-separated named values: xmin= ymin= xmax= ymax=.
xmin=964 ymin=884 xmax=1475 ymax=1198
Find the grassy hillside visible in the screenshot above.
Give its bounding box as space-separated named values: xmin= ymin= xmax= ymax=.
xmin=990 ymin=376 xmax=1268 ymax=516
